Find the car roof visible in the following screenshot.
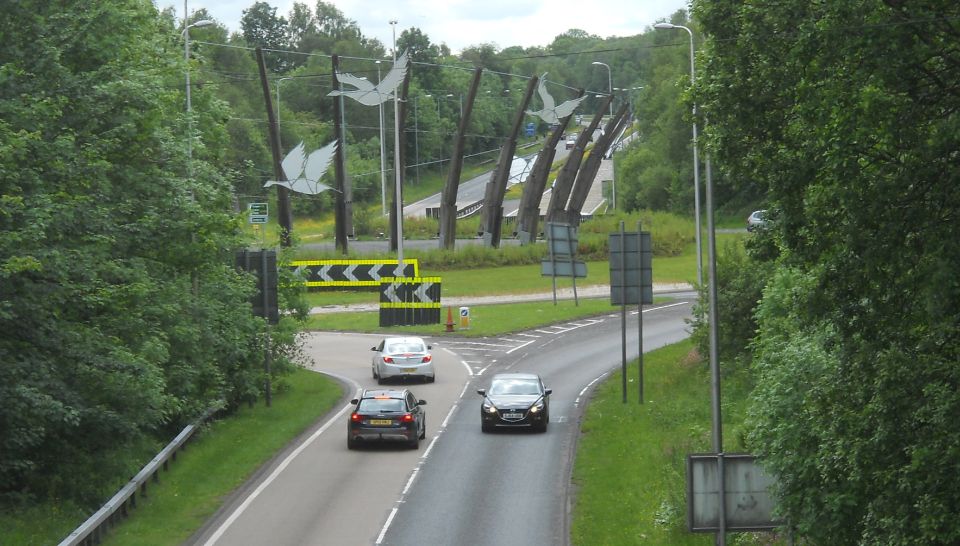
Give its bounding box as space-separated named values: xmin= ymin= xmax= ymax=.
xmin=490 ymin=372 xmax=541 ymax=381
xmin=359 ymin=388 xmax=410 ymax=399
xmin=382 ymin=336 xmax=426 ymax=344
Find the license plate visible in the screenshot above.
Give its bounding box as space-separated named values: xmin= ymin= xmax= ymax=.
xmin=503 ymin=412 xmax=523 ymax=419
xmin=402 ymin=368 xmax=417 ymax=373
xmin=369 ymin=419 xmax=392 ymax=426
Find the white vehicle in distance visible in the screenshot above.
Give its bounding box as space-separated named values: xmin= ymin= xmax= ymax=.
xmin=746 ymin=209 xmax=768 ymax=232
xmin=372 ymin=336 xmax=435 ymax=384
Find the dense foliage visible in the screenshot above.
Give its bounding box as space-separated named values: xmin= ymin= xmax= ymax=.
xmin=0 ymin=1 xmax=302 ymax=506
xmin=695 ymin=0 xmax=960 ymax=543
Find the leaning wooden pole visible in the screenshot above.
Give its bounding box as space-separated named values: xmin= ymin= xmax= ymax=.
xmin=516 ymin=88 xmax=585 ymax=244
xmin=389 ymin=68 xmax=412 ymax=252
xmin=479 ymin=75 xmax=539 ymax=248
xmin=544 ymin=95 xmax=613 ymax=225
xmin=331 ymin=55 xmax=349 ymax=254
xmin=566 ymin=103 xmax=630 ymax=225
xmin=439 ymin=68 xmax=483 ymax=249
xmin=255 ymin=47 xmax=293 ymax=247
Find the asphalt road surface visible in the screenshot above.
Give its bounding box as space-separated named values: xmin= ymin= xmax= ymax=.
xmin=188 ymin=297 xmax=693 ymax=546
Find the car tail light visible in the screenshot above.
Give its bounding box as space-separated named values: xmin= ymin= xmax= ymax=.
xmin=421 ymin=354 xmax=432 ymax=363
xmin=400 ymin=413 xmax=414 ymax=423
xmin=350 ymin=412 xmax=363 ymax=423
xmin=383 ymin=356 xmax=394 ymax=363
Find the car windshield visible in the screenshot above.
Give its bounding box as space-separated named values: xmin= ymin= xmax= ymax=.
xmin=358 ymin=398 xmax=405 ymax=413
xmin=386 ymin=342 xmax=425 ymax=354
xmin=489 ymin=379 xmax=541 ymax=396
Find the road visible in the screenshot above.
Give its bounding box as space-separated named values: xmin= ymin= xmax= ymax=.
xmin=188 ymin=297 xmax=693 ymax=546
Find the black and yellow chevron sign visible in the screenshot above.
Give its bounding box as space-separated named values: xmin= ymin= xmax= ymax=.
xmin=378 ymin=276 xmax=442 ymax=327
xmin=289 ymin=259 xmax=420 ymax=288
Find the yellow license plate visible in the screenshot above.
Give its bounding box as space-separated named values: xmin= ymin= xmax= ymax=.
xmin=370 ymin=419 xmax=392 ymax=426
xmin=402 ymin=368 xmax=417 ymax=373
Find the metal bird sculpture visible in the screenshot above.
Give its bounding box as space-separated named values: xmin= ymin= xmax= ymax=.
xmin=327 ymin=51 xmax=409 ymax=106
xmin=508 ymin=154 xmax=538 ymax=184
xmin=263 ymin=140 xmax=338 ymax=195
xmin=525 ymin=73 xmax=587 ymax=125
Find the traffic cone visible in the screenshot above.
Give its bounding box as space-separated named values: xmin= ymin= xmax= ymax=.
xmin=445 ymin=307 xmax=455 ymax=332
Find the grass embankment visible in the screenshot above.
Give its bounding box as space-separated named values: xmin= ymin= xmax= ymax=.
xmin=570 ymin=340 xmax=771 ymax=545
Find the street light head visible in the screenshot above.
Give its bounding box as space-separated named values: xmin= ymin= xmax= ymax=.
xmin=654 ymin=22 xmax=676 ymax=29
xmin=189 ymin=19 xmax=215 ymax=29
xmin=591 ymin=61 xmax=607 ymax=67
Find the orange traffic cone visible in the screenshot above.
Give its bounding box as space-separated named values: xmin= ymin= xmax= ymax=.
xmin=445 ymin=307 xmax=455 ymax=332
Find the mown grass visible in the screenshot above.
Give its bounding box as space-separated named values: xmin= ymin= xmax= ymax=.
xmin=570 ymin=340 xmax=780 ymax=545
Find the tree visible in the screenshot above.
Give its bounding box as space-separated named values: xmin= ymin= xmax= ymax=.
xmin=241 ymin=1 xmax=289 ymax=71
xmin=696 ymin=0 xmax=960 ymax=542
xmin=0 ymin=0 xmax=282 ymax=505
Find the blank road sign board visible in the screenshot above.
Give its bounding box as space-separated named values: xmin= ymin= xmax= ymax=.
xmin=609 ymin=231 xmax=653 ymax=305
xmin=541 ymin=259 xmax=587 ymax=278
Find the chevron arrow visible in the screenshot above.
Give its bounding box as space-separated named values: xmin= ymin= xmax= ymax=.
xmin=413 ymin=282 xmax=434 ymax=303
xmin=369 ymin=264 xmax=383 ymax=281
xmin=383 ymin=283 xmax=401 ymax=304
xmin=319 ymin=264 xmax=334 ymax=282
xmin=344 ymin=263 xmax=359 ymax=282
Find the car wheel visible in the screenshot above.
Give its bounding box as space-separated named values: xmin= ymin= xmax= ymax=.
xmin=425 ymin=375 xmax=435 ymax=383
xmin=409 ymin=434 xmax=420 ymax=449
xmin=377 ymin=375 xmax=385 ymax=385
xmin=481 ymin=422 xmax=493 ymax=433
xmin=372 ymin=367 xmax=378 ymax=379
xmin=536 ymin=420 xmax=548 ymax=433
xmin=347 ymin=437 xmax=358 ymax=450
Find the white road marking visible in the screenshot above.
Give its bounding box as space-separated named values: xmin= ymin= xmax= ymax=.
xmin=203 ymin=373 xmax=359 ymax=545
xmin=505 ymin=339 xmax=536 ymax=355
xmin=376 ymin=508 xmax=399 ymax=544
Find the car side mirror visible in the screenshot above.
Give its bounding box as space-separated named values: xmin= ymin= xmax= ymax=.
xmin=476 ymin=389 xmax=486 ymax=396
xmin=544 ymin=389 xmax=553 ymax=396
xmin=418 ymin=400 xmax=427 ymax=406
xmin=371 ymin=346 xmax=377 ymax=351
xmin=350 ymin=398 xmax=359 ymax=405
xmin=427 ymin=345 xmax=432 ymax=350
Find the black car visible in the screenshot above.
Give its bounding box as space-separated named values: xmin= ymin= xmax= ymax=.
xmin=347 ymin=389 xmax=427 ymax=449
xmin=477 ymin=373 xmax=552 ymax=433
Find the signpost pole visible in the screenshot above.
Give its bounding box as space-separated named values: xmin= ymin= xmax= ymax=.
xmin=638 ymin=220 xmax=644 ymax=404
xmin=620 ymin=221 xmax=627 ymax=404
xmin=568 ymin=224 xmax=579 ymax=306
xmin=261 ymin=249 xmax=272 ymax=407
xmin=549 ymin=225 xmax=557 ymax=305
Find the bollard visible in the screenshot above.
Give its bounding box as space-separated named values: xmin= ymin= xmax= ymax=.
xmin=459 ymin=306 xmax=470 ymax=330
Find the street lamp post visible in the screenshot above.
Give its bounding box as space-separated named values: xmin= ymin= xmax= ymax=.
xmin=655 ymin=22 xmax=703 ymax=289
xmin=376 ymin=60 xmax=387 ymax=216
xmin=591 ymin=61 xmax=613 ymax=117
xmin=183 ymin=6 xmax=214 ymax=171
xmin=275 ymin=76 xmax=293 ymax=149
xmin=390 ymin=20 xmax=404 ymax=274
xmin=413 ymin=95 xmax=421 ymax=185
xmin=656 ymin=21 xmax=723 ymax=546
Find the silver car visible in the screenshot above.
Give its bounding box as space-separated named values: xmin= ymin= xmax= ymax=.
xmin=372 ymin=336 xmax=435 ymax=384
xmin=746 ymin=209 xmax=768 ymax=232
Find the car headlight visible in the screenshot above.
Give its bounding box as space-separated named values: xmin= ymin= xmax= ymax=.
xmin=482 ymin=401 xmax=498 ymax=414
xmin=529 ymin=399 xmax=545 ymax=413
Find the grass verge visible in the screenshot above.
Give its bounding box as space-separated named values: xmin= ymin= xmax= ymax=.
xmin=570 ymin=340 xmax=779 ymax=545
